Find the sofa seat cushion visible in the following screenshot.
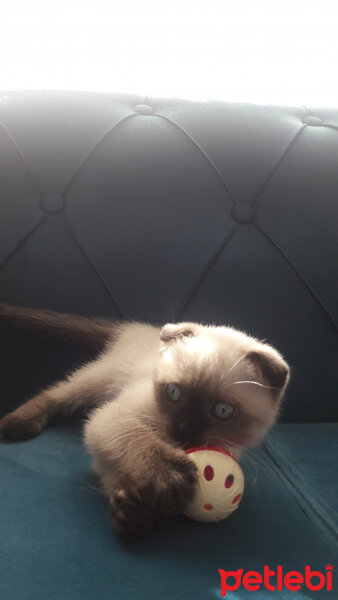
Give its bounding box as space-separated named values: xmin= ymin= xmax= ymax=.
xmin=0 ymin=423 xmax=337 ymax=600
xmin=263 ymin=423 xmax=337 ymax=545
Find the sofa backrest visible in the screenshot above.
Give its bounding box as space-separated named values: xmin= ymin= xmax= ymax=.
xmin=0 ymin=91 xmax=337 ymax=422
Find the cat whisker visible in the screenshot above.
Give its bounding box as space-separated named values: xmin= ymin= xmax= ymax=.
xmin=107 ymin=414 xmax=162 ymax=427
xmin=229 ymin=380 xmax=279 ymax=390
xmin=210 ymin=436 xmax=242 ymax=457
xmin=224 ymin=352 xmax=247 ymax=379
xmin=239 ymin=452 xmax=259 ymax=485
xmin=80 ymin=478 xmax=102 ymax=495
xmin=102 ymin=427 xmax=156 ymax=448
xmin=241 ymin=447 xmax=279 ymax=482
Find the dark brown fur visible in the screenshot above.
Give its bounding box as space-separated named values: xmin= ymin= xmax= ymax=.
xmin=0 ymin=303 xmax=115 ymax=347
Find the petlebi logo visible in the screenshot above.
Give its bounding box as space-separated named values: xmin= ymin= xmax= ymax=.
xmin=218 ymin=564 xmax=334 ymax=596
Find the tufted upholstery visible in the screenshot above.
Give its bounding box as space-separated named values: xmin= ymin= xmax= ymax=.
xmin=0 ymin=91 xmax=337 ymax=423
xmin=0 ymin=91 xmax=337 ymax=600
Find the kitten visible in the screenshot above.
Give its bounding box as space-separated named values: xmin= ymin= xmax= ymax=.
xmin=0 ymin=304 xmax=290 ymax=535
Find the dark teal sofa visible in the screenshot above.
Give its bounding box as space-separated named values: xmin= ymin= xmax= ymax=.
xmin=0 ymin=91 xmax=337 ymax=599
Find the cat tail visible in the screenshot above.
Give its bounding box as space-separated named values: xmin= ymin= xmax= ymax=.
xmin=0 ymin=303 xmax=118 ymax=348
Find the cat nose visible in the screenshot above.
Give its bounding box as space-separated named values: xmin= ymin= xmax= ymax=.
xmin=178 ymin=419 xmax=200 ymax=435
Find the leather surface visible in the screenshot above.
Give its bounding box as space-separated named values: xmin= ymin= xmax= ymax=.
xmin=0 ymin=91 xmax=337 ymax=422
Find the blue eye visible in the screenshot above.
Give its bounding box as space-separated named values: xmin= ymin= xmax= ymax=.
xmin=212 ymin=402 xmax=234 ymax=420
xmin=166 ymin=383 xmax=183 ymax=403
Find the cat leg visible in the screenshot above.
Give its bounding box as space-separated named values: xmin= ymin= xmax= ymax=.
xmin=91 ymin=444 xmax=197 ymax=536
xmin=84 ymin=391 xmax=198 ymax=535
xmin=92 ymin=455 xmax=156 ymax=536
xmin=0 ymin=360 xmax=113 ymax=441
xmin=109 ymin=447 xmax=197 ymax=536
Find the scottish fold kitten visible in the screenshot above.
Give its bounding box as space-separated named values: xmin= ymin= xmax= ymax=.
xmin=0 ymin=304 xmax=290 ymax=535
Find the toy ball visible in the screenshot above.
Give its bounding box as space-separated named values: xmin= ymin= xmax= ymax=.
xmin=184 ymin=446 xmax=245 ymax=522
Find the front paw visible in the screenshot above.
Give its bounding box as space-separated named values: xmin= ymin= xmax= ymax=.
xmin=0 ymin=412 xmax=43 ymax=441
xmin=129 ymin=450 xmax=198 ymax=518
xmin=147 ymin=450 xmax=198 ymax=514
xmin=109 ymin=452 xmax=197 ymax=536
xmin=110 ymin=488 xmax=154 ymax=537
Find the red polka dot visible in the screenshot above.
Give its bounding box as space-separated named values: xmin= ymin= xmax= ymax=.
xmin=232 ymin=494 xmax=242 ymax=504
xmin=204 ymin=503 xmax=213 ymax=510
xmin=204 ymin=465 xmax=214 ymax=481
xmin=225 ymin=474 xmax=234 ymax=488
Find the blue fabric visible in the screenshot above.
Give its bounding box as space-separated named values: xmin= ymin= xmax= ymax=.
xmin=264 ymin=423 xmax=337 ymax=544
xmin=0 ymin=424 xmax=336 ymax=600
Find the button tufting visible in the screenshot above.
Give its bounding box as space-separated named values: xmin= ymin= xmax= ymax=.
xmin=134 ymin=104 xmax=154 ymax=115
xmin=303 ymin=115 xmax=322 ymax=126
xmin=231 ymin=203 xmax=255 ymax=224
xmin=40 ymin=193 xmax=64 ymax=214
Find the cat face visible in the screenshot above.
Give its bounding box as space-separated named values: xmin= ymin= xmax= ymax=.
xmin=154 ymin=323 xmax=290 ymax=454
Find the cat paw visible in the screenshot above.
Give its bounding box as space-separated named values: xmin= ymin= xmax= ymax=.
xmin=0 ymin=413 xmax=43 ymax=441
xmin=109 ymin=451 xmax=198 ymax=534
xmin=110 ymin=488 xmax=154 ymax=537
xmin=148 ymin=450 xmax=198 ymax=514
xmin=128 ymin=450 xmax=198 ymax=517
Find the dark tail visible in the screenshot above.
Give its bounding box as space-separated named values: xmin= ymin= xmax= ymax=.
xmin=0 ymin=303 xmax=118 ymax=348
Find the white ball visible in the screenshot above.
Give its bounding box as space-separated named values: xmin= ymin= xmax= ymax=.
xmin=184 ymin=446 xmax=245 ymax=522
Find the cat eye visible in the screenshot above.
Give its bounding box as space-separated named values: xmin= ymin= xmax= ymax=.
xmin=212 ymin=402 xmax=234 ymax=421
xmin=165 ymin=383 xmax=183 ymax=403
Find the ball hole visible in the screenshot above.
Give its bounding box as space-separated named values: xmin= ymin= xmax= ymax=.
xmin=204 ymin=465 xmax=214 ymax=481
xmin=225 ymin=474 xmax=234 ymax=488
xmin=232 ymin=494 xmax=242 ymax=504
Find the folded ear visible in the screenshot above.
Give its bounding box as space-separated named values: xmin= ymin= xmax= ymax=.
xmin=246 ymin=349 xmax=290 ymax=398
xmin=160 ymin=322 xmax=197 ymax=343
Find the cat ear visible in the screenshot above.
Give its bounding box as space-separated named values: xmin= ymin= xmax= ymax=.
xmin=246 ymin=349 xmax=290 ymax=398
xmin=160 ymin=322 xmax=197 ymax=343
